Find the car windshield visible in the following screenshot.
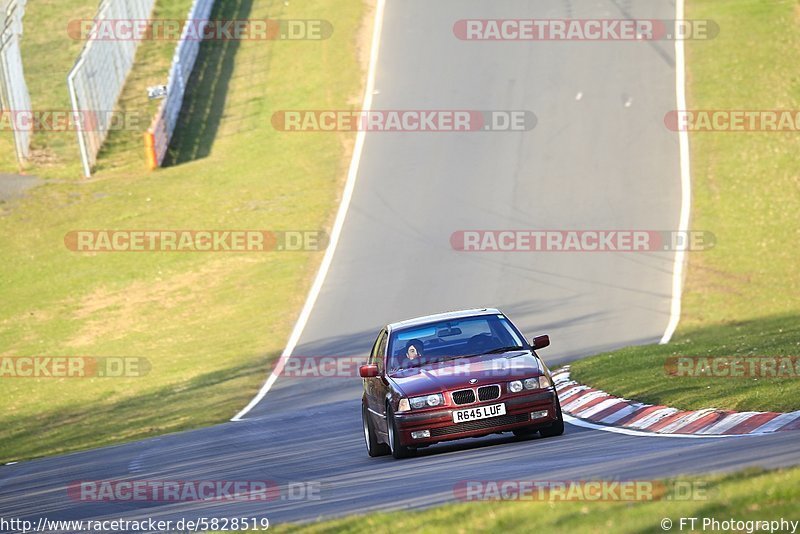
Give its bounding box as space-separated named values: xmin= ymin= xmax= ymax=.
xmin=387 ymin=314 xmax=525 ymax=373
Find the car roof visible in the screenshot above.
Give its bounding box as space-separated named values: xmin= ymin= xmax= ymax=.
xmin=387 ymin=308 xmax=502 ymax=331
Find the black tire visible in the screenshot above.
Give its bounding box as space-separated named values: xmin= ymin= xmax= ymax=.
xmin=539 ymin=395 xmax=565 ymax=438
xmin=386 ymin=405 xmax=415 ymax=459
xmin=362 ymin=403 xmax=390 ymax=457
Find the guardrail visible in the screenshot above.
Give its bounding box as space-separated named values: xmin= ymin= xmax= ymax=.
xmin=0 ymin=0 xmax=31 ymax=166
xmin=144 ymin=0 xmax=215 ymax=169
xmin=67 ymin=0 xmax=155 ymax=177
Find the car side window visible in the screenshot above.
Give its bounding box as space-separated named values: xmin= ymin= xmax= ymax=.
xmin=369 ymin=330 xmax=388 ymax=370
xmin=375 ymin=331 xmax=388 ymax=373
xmin=368 ymin=333 xmax=382 ymax=365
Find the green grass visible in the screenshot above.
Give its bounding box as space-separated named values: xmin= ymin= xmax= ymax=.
xmin=570 ymin=0 xmax=800 ymax=412
xmin=0 ymin=0 xmax=367 ymax=463
xmin=268 ymin=467 xmax=800 ymax=533
xmin=570 ymin=314 xmax=800 ymax=412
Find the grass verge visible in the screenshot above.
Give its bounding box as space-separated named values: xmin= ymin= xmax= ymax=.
xmin=0 ymin=0 xmax=367 ymax=463
xmin=570 ymin=314 xmax=800 ymax=412
xmin=570 ymin=0 xmax=800 ymax=412
xmin=269 ymin=467 xmax=800 ymax=533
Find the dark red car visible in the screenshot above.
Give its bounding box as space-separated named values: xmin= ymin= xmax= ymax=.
xmin=360 ymin=308 xmax=563 ymax=459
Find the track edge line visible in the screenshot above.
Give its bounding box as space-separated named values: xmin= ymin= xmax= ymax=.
xmin=660 ymin=0 xmax=693 ymax=345
xmin=231 ymin=0 xmax=388 ymax=421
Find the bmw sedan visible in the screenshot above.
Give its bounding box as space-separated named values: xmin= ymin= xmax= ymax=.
xmin=359 ymin=308 xmax=563 ymax=459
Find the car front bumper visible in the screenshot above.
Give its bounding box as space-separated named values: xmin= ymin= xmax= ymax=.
xmin=393 ymin=388 xmax=559 ymax=446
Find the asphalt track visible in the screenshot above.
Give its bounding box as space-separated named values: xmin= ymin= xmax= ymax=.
xmin=2 ymin=0 xmax=799 ymax=530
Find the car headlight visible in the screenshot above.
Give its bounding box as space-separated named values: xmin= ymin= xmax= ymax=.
xmin=409 ymin=393 xmax=444 ymax=409
xmin=523 ymin=376 xmax=552 ymax=390
xmin=426 ymin=394 xmax=443 ymax=407
xmin=398 ymin=398 xmax=411 ymax=412
xmin=508 ymin=380 xmax=523 ymax=393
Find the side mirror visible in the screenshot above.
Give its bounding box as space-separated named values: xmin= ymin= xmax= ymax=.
xmin=359 ymin=364 xmax=379 ymax=378
xmin=531 ymin=335 xmax=550 ymax=350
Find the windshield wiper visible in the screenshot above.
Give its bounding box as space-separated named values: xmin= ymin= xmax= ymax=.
xmin=483 ymin=345 xmax=524 ymax=354
xmin=389 ymin=364 xmax=421 ymax=374
xmin=440 ymin=354 xmax=473 ymax=363
xmin=442 ymin=346 xmax=524 ymax=361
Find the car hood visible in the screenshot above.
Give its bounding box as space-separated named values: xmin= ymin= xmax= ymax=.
xmin=388 ymin=350 xmax=542 ymax=397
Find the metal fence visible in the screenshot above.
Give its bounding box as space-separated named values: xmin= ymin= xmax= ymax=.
xmin=0 ymin=0 xmax=31 ymax=166
xmin=144 ymin=0 xmax=215 ymax=169
xmin=67 ymin=0 xmax=155 ymax=177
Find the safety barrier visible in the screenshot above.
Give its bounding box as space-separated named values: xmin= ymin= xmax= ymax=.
xmin=144 ymin=0 xmax=215 ymax=169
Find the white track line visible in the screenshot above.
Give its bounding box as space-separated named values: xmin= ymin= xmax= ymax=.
xmin=660 ymin=0 xmax=693 ymax=345
xmin=563 ymin=415 xmax=748 ymax=439
xmin=231 ymin=0 xmax=387 ymax=421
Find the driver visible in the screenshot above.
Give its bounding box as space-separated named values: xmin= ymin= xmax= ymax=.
xmin=404 ymin=339 xmax=424 ymax=364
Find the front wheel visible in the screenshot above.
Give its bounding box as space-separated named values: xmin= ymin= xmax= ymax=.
xmin=362 ymin=403 xmax=390 ymax=457
xmin=539 ymin=395 xmax=565 ymax=438
xmin=386 ymin=406 xmax=415 ymax=459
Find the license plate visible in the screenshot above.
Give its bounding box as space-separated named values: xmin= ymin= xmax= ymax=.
xmin=452 ymin=403 xmax=506 ymax=423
